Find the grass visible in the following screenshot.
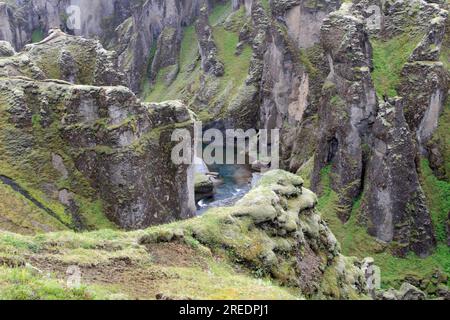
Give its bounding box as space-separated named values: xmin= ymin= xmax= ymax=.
xmin=0 ymin=266 xmax=117 ymax=300
xmin=420 ymin=159 xmax=450 ymax=244
xmin=143 ymin=25 xmax=201 ymax=102
xmin=316 ymin=163 xmax=450 ymax=291
xmin=213 ymin=26 xmax=252 ymax=93
xmin=371 ymin=34 xmax=422 ymax=98
xmin=31 ymin=28 xmax=44 ymax=43
xmin=0 ymin=210 xmax=299 ymax=300
xmin=208 ymin=1 xmax=233 ymax=26
xmin=0 ymin=182 xmax=68 ymax=235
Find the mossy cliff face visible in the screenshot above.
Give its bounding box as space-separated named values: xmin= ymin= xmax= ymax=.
xmin=24 ymin=31 xmax=126 ymax=86
xmin=0 ymin=31 xmax=196 ymax=231
xmin=0 ymin=78 xmax=196 ymax=230
xmin=0 ymin=170 xmax=370 ymax=300
xmin=309 ymin=1 xmax=449 ymax=258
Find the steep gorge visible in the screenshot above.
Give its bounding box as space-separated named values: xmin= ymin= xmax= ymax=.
xmin=0 ymin=0 xmax=449 ymax=300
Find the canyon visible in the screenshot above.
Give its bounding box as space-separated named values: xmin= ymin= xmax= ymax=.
xmin=0 ymin=0 xmax=448 ymax=300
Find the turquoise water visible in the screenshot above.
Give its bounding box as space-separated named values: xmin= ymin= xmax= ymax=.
xmin=196 ymin=163 xmax=253 ymax=214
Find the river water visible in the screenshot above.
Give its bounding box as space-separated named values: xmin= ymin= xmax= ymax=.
xmin=196 ymin=163 xmax=259 ymax=215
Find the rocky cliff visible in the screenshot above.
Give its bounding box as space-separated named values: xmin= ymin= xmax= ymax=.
xmin=0 ymin=31 xmax=196 ymax=232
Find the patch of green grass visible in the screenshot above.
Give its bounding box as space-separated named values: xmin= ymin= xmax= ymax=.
xmin=420 ymin=159 xmax=450 ymax=243
xmin=317 ymin=164 xmax=450 ymax=290
xmin=143 ymin=25 xmax=201 ymax=102
xmin=144 ymin=8 xmax=253 ymax=120
xmin=371 ymin=34 xmax=422 ymax=98
xmin=0 ymin=267 xmax=117 ymax=300
xmin=213 ymin=26 xmax=252 ymax=95
xmin=31 ymin=28 xmax=44 ymax=43
xmin=208 ymin=1 xmax=232 ymax=26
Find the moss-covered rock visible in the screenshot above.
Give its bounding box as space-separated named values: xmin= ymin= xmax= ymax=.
xmin=0 ymin=76 xmax=196 ymax=231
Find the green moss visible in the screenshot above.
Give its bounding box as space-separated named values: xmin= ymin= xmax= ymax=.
xmin=31 ymin=28 xmax=44 ymax=43
xmin=317 ymin=162 xmax=450 ymax=291
xmin=299 ymin=48 xmax=318 ymax=77
xmin=208 ymin=1 xmax=232 ymax=26
xmin=296 ymin=156 xmax=314 ymax=189
xmin=0 ymin=214 xmax=299 ymax=300
xmin=0 ymin=88 xmax=112 ymax=234
xmin=0 ymin=266 xmax=117 ymax=300
xmin=371 ymin=34 xmax=422 ymax=98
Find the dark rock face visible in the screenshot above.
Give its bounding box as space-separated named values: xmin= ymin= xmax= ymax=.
xmin=259 ymin=0 xmax=339 ymax=172
xmin=399 ymin=61 xmax=448 ymax=148
xmin=312 ymin=6 xmax=377 ymax=222
xmin=195 ymin=7 xmax=224 ymax=77
xmin=113 ymin=0 xmax=212 ymax=92
xmin=23 ymin=31 xmax=126 ymax=86
xmin=362 ymin=98 xmax=435 ymax=257
xmin=310 ymin=2 xmax=442 ymax=256
xmin=0 ymin=30 xmax=196 ymax=230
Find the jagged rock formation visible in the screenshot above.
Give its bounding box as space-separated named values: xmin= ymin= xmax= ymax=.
xmin=24 ymin=30 xmax=126 ymax=86
xmin=0 ymin=170 xmax=372 ymax=300
xmin=362 ymin=98 xmax=435 ymax=257
xmin=0 ymin=31 xmax=196 ymax=231
xmin=312 ymin=3 xmax=377 ymax=222
xmin=149 ymin=26 xmax=182 ymax=84
xmin=0 ymin=0 xmax=449 ymax=299
xmin=309 ymin=0 xmax=448 ymax=257
xmin=111 ymin=0 xmax=211 ymax=92
xmin=260 ymin=0 xmax=340 ymax=171
xmin=196 ymin=7 xmax=225 ymax=76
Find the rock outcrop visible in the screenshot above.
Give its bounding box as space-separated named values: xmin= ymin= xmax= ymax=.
xmin=362 ymin=98 xmax=435 ymax=257
xmin=0 ymin=77 xmax=196 ymax=230
xmin=24 ymin=30 xmax=126 ymax=86
xmin=310 ymin=1 xmax=445 ymax=257
xmin=312 ymin=3 xmax=377 ymax=222
xmin=260 ymin=0 xmax=340 ymax=172
xmin=141 ymin=170 xmax=371 ymax=299
xmin=195 ymin=7 xmax=225 ymax=77
xmin=0 ymin=30 xmax=196 ymax=231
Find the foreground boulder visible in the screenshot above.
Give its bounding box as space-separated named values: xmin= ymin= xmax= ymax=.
xmin=141 ymin=170 xmax=371 ymax=299
xmin=362 ymin=98 xmax=436 ymax=257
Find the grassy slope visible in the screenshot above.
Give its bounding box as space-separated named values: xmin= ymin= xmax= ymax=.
xmin=0 ymin=216 xmax=299 ymax=300
xmin=143 ymin=1 xmax=252 ymax=122
xmin=371 ymin=34 xmax=422 ymax=98
xmin=0 ymin=89 xmax=116 ymax=234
